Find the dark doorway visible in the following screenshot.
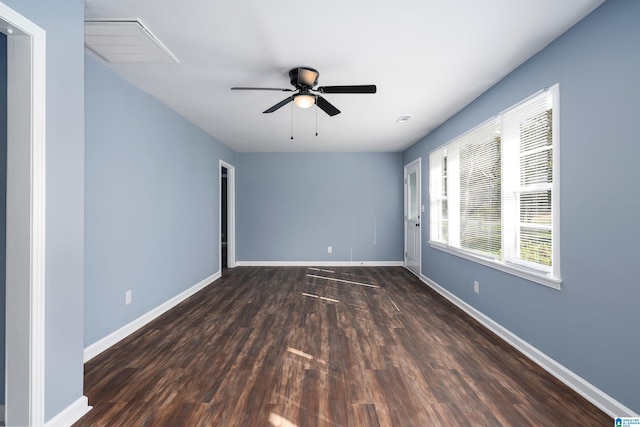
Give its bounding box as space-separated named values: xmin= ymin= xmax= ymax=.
xmin=1 ymin=31 xmax=7 ymax=422
xmin=221 ymin=166 xmax=227 ymax=270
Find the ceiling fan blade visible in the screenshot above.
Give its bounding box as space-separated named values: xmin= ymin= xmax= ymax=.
xmin=316 ymin=96 xmax=341 ymax=116
xmin=317 ymin=85 xmax=377 ymax=94
xmin=231 ymin=87 xmax=294 ymax=92
xmin=263 ymin=96 xmax=293 ymax=113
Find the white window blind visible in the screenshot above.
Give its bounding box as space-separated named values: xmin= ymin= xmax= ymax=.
xmin=428 ymin=85 xmax=560 ymax=288
xmin=457 ymin=119 xmax=501 ymax=258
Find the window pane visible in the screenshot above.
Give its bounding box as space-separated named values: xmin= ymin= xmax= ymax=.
xmin=520 ymin=110 xmax=552 ymax=152
xmin=520 ymin=227 xmax=552 ymax=266
xmin=442 ymin=218 xmax=449 ymax=241
xmin=429 ymin=148 xmax=447 ymax=244
xmin=442 ymin=156 xmax=448 ymax=196
xmin=441 ymin=199 xmax=448 ymax=241
xmin=459 ymin=137 xmax=501 ymax=256
xmin=520 ymin=149 xmax=552 ymax=185
xmin=520 ymin=190 xmax=551 ymax=225
xmin=409 ymin=171 xmax=418 ymax=220
xmin=520 ymin=108 xmax=552 ymax=186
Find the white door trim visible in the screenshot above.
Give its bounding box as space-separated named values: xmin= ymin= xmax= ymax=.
xmin=404 ymin=158 xmax=421 ymax=276
xmin=220 ymin=160 xmax=236 ymax=269
xmin=2 ymin=3 xmax=46 ymax=426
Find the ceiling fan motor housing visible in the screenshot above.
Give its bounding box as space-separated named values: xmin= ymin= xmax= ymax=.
xmin=289 ymin=67 xmax=319 ymax=88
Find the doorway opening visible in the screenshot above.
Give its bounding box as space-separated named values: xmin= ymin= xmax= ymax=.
xmin=221 ymin=166 xmax=227 ymax=270
xmin=220 ymin=161 xmax=236 ymax=272
xmin=0 ymin=30 xmax=6 ymax=427
xmin=1 ymin=4 xmax=47 ymax=425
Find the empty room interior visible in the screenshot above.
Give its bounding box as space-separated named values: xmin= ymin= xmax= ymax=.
xmin=1 ymin=0 xmax=639 ymax=425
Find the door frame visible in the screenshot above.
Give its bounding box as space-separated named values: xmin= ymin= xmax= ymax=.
xmin=404 ymin=158 xmax=421 ymax=276
xmin=219 ymin=160 xmax=236 ymax=270
xmin=1 ymin=3 xmax=46 ymax=426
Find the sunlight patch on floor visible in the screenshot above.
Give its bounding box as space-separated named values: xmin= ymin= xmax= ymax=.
xmin=287 ymin=347 xmax=327 ymax=365
xmin=286 ymin=347 xmax=313 ymax=360
xmin=269 ymin=412 xmax=298 ymax=427
xmin=307 ymin=267 xmax=335 ymax=274
xmin=388 ymin=296 xmax=401 ymax=312
xmin=301 ymin=292 xmax=340 ymax=303
xmin=306 ymin=274 xmax=379 ymax=289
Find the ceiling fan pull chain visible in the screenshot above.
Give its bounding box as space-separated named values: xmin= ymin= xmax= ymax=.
xmin=315 ymin=97 xmax=318 ymax=136
xmin=290 ymin=102 xmax=294 ymax=140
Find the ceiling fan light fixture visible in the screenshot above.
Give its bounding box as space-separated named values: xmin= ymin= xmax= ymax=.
xmin=293 ymin=94 xmax=316 ymax=109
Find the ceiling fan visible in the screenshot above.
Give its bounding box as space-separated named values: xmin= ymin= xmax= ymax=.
xmin=231 ymin=67 xmax=376 ymax=116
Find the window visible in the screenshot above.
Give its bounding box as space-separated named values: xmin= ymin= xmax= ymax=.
xmin=429 ymin=85 xmax=560 ymax=288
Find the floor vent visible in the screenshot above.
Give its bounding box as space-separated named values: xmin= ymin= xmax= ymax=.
xmin=85 ymin=20 xmax=178 ymax=64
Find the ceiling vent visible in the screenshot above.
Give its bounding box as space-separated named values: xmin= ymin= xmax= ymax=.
xmin=85 ymin=20 xmax=178 ymax=64
xmin=396 ymin=115 xmax=412 ymax=123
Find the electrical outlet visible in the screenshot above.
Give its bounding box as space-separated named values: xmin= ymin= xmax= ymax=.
xmin=327 ymin=246 xmax=332 ymax=254
xmin=126 ymin=290 xmax=132 ymax=305
xmin=473 ymin=281 xmax=479 ymax=294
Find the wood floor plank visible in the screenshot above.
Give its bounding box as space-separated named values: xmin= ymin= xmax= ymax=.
xmin=75 ymin=266 xmax=611 ymax=426
xmin=350 ymin=403 xmax=381 ymax=427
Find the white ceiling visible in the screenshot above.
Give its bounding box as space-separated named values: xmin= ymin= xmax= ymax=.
xmin=84 ymin=0 xmax=604 ymax=153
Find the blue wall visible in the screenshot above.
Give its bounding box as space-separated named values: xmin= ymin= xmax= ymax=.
xmin=84 ymin=54 xmax=236 ymax=347
xmin=404 ymin=0 xmax=640 ymax=412
xmin=3 ymin=0 xmax=86 ymax=420
xmin=0 ymin=32 xmax=6 ymax=408
xmin=236 ymin=152 xmax=403 ymax=263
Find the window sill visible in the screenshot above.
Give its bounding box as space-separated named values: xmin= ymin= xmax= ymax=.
xmin=429 ymin=241 xmax=562 ymax=290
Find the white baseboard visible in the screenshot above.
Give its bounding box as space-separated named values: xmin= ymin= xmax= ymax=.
xmin=83 ymin=271 xmax=221 ymax=363
xmin=418 ymin=272 xmax=638 ymax=418
xmin=44 ymin=395 xmax=91 ymax=427
xmin=235 ymin=261 xmax=404 ymax=267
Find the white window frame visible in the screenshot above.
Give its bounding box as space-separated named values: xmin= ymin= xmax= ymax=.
xmin=429 ymin=85 xmax=561 ymax=289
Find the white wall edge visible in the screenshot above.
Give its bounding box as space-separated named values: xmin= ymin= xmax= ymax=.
xmin=44 ymin=396 xmax=91 ymax=427
xmin=235 ymin=261 xmax=404 ymax=267
xmin=418 ymin=272 xmax=638 ymax=418
xmin=2 ymin=3 xmax=47 ymax=425
xmin=83 ymin=271 xmax=221 ymax=363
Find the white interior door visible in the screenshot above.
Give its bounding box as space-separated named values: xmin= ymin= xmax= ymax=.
xmin=405 ymin=159 xmax=421 ymax=276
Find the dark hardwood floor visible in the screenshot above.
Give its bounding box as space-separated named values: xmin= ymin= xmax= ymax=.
xmin=74 ymin=266 xmax=611 ymax=426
